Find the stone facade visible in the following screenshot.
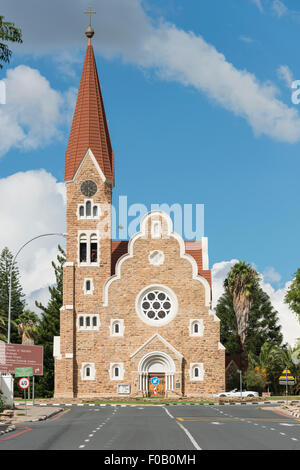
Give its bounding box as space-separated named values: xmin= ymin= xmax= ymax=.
xmin=54 ymin=39 xmax=225 ymax=399
xmin=54 ymin=156 xmax=225 ymax=398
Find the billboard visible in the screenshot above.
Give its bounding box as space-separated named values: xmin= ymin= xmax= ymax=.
xmin=0 ymin=343 xmax=43 ymax=376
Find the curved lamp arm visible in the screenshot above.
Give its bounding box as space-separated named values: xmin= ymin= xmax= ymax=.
xmin=7 ymin=232 xmax=68 ymax=344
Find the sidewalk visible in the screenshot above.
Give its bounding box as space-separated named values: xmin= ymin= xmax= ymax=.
xmin=1 ymin=404 xmax=62 ymax=426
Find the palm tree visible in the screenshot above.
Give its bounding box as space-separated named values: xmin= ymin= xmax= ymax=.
xmin=17 ymin=310 xmax=38 ymax=345
xmin=225 ymin=261 xmax=260 ymax=368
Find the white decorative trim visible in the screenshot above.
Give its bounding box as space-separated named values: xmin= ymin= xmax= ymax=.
xmin=66 ymin=148 xmax=113 ymax=186
xmin=77 ymin=314 xmax=100 ymax=331
xmin=83 ymin=278 xmax=94 ymax=295
xmin=189 ymin=363 xmax=205 ymax=381
xmin=53 ymin=336 xmax=61 ymax=360
xmin=81 ymin=362 xmax=96 ymax=381
xmin=189 ymin=319 xmax=204 ymax=337
xmin=218 ymin=342 xmax=226 ymax=350
xmin=78 ymin=230 xmax=100 ymax=267
xmin=77 ymin=198 xmax=101 ymax=221
xmin=110 ymin=319 xmax=124 ymax=337
xmin=209 ymin=309 xmax=220 ymax=322
xmin=109 ymin=363 xmax=124 ymax=380
xmin=63 ymin=262 xmax=74 ymax=267
xmin=65 ymin=353 xmax=73 ymax=359
xmin=65 ymin=305 xmax=74 ymax=310
xmin=148 ymin=250 xmax=164 ymax=266
xmin=151 ymin=220 xmax=162 ymax=239
xmin=130 ymin=333 xmax=183 ymax=359
xmin=102 ymin=211 xmax=211 ymax=307
xmin=201 ymin=237 xmax=209 ymax=270
xmin=135 ymin=284 xmax=178 ymax=327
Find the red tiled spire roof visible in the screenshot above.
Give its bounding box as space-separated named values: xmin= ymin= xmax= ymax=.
xmin=65 ymin=39 xmax=114 ymax=182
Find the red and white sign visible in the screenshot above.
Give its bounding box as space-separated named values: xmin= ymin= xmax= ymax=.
xmin=18 ymin=377 xmax=30 ymax=390
xmin=0 ymin=343 xmax=43 ymax=375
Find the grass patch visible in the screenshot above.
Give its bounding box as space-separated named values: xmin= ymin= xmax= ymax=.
xmin=265 ymin=396 xmax=300 ymax=401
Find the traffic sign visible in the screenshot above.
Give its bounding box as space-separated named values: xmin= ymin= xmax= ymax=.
xmin=151 ymin=377 xmax=159 ymax=385
xmin=15 ymin=367 xmax=33 ymax=378
xmin=279 ymin=381 xmax=295 ymax=386
xmin=18 ymin=377 xmax=30 ymax=390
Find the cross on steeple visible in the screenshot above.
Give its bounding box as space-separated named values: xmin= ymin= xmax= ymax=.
xmin=84 ymin=7 xmax=96 ymax=27
xmin=84 ymin=7 xmax=96 ymax=39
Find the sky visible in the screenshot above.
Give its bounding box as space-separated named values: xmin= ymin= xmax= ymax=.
xmin=0 ymin=0 xmax=299 ymax=345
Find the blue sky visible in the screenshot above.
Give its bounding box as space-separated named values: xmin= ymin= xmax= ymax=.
xmin=0 ymin=0 xmax=300 ymax=343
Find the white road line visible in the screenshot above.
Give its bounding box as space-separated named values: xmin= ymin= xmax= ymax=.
xmin=163 ymin=407 xmax=201 ymax=451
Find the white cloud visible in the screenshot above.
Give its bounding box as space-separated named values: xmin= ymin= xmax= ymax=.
xmin=272 ymin=0 xmax=288 ymax=17
xmin=239 ymin=36 xmax=255 ymax=44
xmin=2 ymin=0 xmax=300 ymax=145
xmin=0 ymin=170 xmax=65 ymax=306
xmin=0 ymin=65 xmax=76 ymax=157
xmin=263 ymin=266 xmax=282 ymax=283
xmin=251 ymin=0 xmax=264 ymax=13
xmin=277 ymin=65 xmax=294 ymax=88
xmin=212 ymin=260 xmax=300 ymax=347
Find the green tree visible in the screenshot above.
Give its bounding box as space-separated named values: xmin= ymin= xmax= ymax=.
xmin=0 ymin=247 xmax=25 ymax=343
xmin=17 ymin=310 xmax=39 ymax=345
xmin=35 ymin=245 xmax=65 ymax=398
xmin=285 ymin=268 xmax=300 ymax=320
xmin=0 ymin=16 xmax=22 ymax=69
xmin=244 ymin=367 xmax=268 ymax=394
xmin=224 ymin=261 xmax=261 ymax=357
xmin=216 ymin=285 xmax=283 ymax=357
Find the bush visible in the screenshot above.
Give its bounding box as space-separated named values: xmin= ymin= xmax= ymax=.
xmin=244 ymin=367 xmax=267 ymax=394
xmin=0 ymin=392 xmax=5 ymax=412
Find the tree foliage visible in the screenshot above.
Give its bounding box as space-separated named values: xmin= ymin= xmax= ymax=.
xmin=0 ymin=16 xmax=22 ymax=69
xmin=0 ymin=247 xmax=25 ymax=343
xmin=216 ymin=283 xmax=283 ymax=357
xmin=285 ymin=268 xmax=300 ymax=320
xmin=34 ymin=245 xmax=65 ymax=397
xmin=224 ymin=261 xmax=261 ymax=350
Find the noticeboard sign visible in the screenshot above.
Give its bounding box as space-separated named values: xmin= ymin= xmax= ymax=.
xmin=0 ymin=343 xmax=43 ymax=375
xmin=15 ymin=367 xmax=33 ymax=378
xmin=279 ymin=381 xmax=295 ymax=386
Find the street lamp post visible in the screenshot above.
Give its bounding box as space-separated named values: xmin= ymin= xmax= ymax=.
xmin=237 ymin=369 xmax=243 ymax=399
xmin=7 ymin=232 xmax=68 ymax=344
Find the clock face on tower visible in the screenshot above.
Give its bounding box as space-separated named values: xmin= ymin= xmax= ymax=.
xmin=80 ymin=180 xmax=98 ymax=197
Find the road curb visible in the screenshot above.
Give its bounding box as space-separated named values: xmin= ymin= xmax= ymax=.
xmin=0 ymin=424 xmax=16 ymax=435
xmin=30 ymin=407 xmax=64 ymax=422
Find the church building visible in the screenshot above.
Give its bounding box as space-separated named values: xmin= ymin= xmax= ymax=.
xmin=54 ymin=24 xmax=225 ymax=399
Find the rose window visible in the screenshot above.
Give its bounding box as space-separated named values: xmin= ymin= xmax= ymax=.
xmin=141 ymin=290 xmax=172 ymax=321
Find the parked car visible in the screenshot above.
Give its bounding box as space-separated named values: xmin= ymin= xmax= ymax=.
xmin=214 ymin=389 xmax=259 ymax=398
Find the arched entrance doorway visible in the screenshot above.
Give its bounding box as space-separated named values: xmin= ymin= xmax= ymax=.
xmin=138 ymin=351 xmax=175 ymax=397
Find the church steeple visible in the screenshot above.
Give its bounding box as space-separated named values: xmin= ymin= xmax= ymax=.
xmin=65 ymin=17 xmax=114 ymax=183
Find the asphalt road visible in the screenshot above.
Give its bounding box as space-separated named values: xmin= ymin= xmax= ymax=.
xmin=0 ymin=404 xmax=299 ymax=451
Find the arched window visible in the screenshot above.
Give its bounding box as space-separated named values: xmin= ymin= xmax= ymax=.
xmin=86 ymin=316 xmax=90 ymax=328
xmin=86 ymin=280 xmax=91 ymax=292
xmin=86 ymin=200 xmax=91 ymax=217
xmin=79 ymin=206 xmax=84 ymax=217
xmin=79 ymin=234 xmax=87 ymax=263
xmin=92 ymin=316 xmax=97 ymax=328
xmin=93 ymin=205 xmax=98 ymax=217
xmin=79 ymin=316 xmax=84 ymax=328
xmin=86 ymin=367 xmax=90 ymax=378
xmin=194 ymin=367 xmax=199 ymax=378
xmin=114 ymin=367 xmax=119 ymax=378
xmin=194 ymin=323 xmax=199 ymax=334
xmin=90 ymin=234 xmax=98 ymax=263
xmin=114 ymin=323 xmax=120 ymax=334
